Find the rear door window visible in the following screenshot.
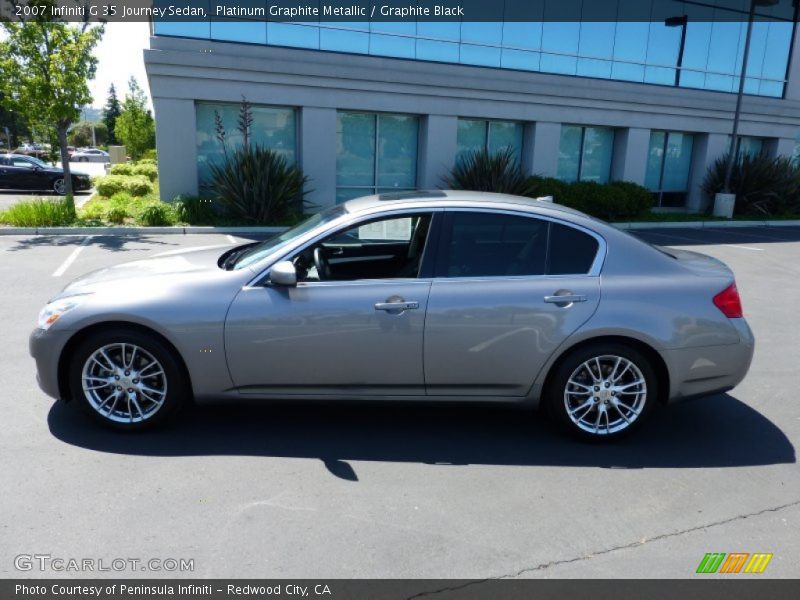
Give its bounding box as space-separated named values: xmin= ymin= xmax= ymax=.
xmin=437 ymin=211 xmax=600 ymax=278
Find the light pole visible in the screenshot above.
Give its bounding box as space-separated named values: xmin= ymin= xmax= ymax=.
xmin=665 ymin=15 xmax=689 ymax=87
xmin=714 ymin=0 xmax=779 ymax=217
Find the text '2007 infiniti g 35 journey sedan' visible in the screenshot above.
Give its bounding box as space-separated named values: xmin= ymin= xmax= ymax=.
xmin=30 ymin=191 xmax=754 ymax=439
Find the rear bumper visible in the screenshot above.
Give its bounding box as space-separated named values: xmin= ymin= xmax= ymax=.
xmin=664 ymin=318 xmax=754 ymax=402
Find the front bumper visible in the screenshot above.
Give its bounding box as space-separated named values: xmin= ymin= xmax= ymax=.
xmin=664 ymin=318 xmax=755 ymax=402
xmin=29 ymin=327 xmax=74 ymax=400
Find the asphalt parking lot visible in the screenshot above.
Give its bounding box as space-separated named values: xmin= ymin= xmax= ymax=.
xmin=0 ymin=226 xmax=798 ymax=579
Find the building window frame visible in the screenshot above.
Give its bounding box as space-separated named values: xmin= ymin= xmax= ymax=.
xmin=336 ymin=111 xmax=420 ymax=203
xmin=646 ymin=130 xmax=695 ymax=208
xmin=557 ymin=124 xmax=615 ymax=184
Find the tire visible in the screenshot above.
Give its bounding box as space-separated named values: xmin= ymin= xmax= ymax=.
xmin=545 ymin=342 xmax=658 ymax=441
xmin=68 ymin=328 xmax=189 ymax=430
xmin=52 ymin=177 xmax=66 ymax=195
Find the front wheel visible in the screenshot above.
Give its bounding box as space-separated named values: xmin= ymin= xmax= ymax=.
xmin=546 ymin=343 xmax=658 ymax=440
xmin=52 ymin=177 xmax=66 ymax=195
xmin=68 ymin=328 xmax=188 ymax=430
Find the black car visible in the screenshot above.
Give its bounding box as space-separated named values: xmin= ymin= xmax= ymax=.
xmin=0 ymin=154 xmax=91 ymax=195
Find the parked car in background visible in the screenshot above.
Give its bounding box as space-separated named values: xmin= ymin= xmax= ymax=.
xmin=0 ymin=154 xmax=91 ymax=195
xmin=29 ymin=191 xmax=754 ymax=439
xmin=13 ymin=143 xmax=49 ymax=160
xmin=70 ymin=148 xmax=109 ymax=162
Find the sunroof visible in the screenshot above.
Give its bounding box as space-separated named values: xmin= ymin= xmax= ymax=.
xmin=378 ymin=190 xmax=447 ymax=201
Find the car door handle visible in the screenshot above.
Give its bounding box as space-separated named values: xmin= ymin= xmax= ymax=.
xmin=375 ymin=301 xmax=419 ymax=311
xmin=544 ymin=294 xmax=587 ymax=304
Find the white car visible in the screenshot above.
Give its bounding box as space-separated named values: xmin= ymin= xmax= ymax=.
xmin=70 ymin=148 xmax=109 ymax=163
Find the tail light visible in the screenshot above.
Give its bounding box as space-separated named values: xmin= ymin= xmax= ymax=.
xmin=713 ymin=283 xmax=743 ymax=318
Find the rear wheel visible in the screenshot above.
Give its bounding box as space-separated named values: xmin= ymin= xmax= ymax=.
xmin=52 ymin=177 xmax=66 ymax=195
xmin=546 ymin=343 xmax=657 ymax=440
xmin=68 ymin=328 xmax=188 ymax=430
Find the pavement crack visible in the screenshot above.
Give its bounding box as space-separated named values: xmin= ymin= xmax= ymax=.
xmin=404 ymin=499 xmax=800 ymax=599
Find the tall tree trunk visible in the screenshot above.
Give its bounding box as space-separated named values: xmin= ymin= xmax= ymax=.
xmin=56 ymin=124 xmax=75 ymax=214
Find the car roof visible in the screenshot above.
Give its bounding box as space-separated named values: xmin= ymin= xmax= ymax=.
xmin=342 ymin=190 xmax=592 ymax=220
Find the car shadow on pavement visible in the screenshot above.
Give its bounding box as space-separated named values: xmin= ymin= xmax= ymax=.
xmin=4 ymin=234 xmax=174 ymax=253
xmin=47 ymin=393 xmax=794 ymax=479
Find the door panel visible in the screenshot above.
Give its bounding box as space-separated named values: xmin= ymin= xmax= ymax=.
xmin=424 ymin=277 xmax=600 ymax=396
xmin=225 ymin=280 xmax=431 ymax=395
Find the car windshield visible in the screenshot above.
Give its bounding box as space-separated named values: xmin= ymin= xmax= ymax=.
xmin=24 ymin=156 xmax=48 ymax=168
xmin=231 ymin=205 xmax=347 ymax=270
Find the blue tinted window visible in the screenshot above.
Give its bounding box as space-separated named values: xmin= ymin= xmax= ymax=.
xmin=196 ymin=102 xmax=296 ymax=190
xmin=456 ymin=119 xmax=523 ymax=164
xmin=336 ymin=112 xmax=418 ymax=201
xmin=157 ymin=1 xmax=793 ymax=99
xmin=558 ymin=125 xmax=614 ymax=183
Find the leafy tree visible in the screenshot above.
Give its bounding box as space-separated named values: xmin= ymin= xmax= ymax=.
xmin=0 ymin=94 xmax=31 ymax=149
xmin=115 ymin=77 xmax=156 ymax=160
xmin=0 ymin=1 xmax=104 ymax=201
xmin=102 ymin=83 xmax=121 ymax=144
xmin=68 ymin=121 xmax=108 ymax=147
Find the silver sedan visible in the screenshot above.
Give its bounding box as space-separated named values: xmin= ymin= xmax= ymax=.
xmin=30 ymin=191 xmax=754 ymax=439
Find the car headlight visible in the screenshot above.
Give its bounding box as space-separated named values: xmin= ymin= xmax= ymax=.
xmin=37 ymin=295 xmax=90 ymax=330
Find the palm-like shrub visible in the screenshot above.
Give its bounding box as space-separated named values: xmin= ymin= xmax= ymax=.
xmin=208 ymin=146 xmax=307 ymax=224
xmin=702 ymin=153 xmax=800 ymax=216
xmin=443 ymin=148 xmax=535 ymax=196
xmin=207 ymin=98 xmax=308 ymax=224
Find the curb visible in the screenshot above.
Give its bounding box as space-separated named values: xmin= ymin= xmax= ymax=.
xmin=0 ymin=226 xmax=288 ymax=236
xmin=612 ymin=219 xmax=800 ymax=230
xmin=1 ymin=220 xmax=799 ymax=236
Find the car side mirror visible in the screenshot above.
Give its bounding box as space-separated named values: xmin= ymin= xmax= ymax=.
xmin=269 ymin=261 xmax=297 ymax=286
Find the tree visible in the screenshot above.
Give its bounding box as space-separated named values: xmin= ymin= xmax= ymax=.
xmin=102 ymin=83 xmax=121 ymax=144
xmin=0 ymin=94 xmax=31 ymax=149
xmin=0 ymin=1 xmax=103 ymax=201
xmin=115 ymin=77 xmax=156 ymax=161
xmin=68 ymin=121 xmax=108 ymax=147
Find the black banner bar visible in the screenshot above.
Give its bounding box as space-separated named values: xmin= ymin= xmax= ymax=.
xmin=1 ymin=0 xmax=798 ymax=23
xmin=3 ymin=580 xmax=800 ymax=600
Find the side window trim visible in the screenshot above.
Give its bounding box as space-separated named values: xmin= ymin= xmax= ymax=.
xmin=434 ymin=208 xmax=605 ymax=280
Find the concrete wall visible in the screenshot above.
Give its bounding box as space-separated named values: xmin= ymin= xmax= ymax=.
xmin=145 ymin=36 xmax=800 ymax=208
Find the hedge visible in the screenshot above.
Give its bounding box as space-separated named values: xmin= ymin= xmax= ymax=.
xmin=94 ymin=174 xmax=153 ymax=197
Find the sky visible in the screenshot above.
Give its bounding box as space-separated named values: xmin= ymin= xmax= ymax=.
xmin=89 ymin=22 xmax=152 ymax=110
xmin=0 ymin=22 xmax=152 ymax=111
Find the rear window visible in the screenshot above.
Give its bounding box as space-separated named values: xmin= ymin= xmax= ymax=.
xmin=547 ymin=222 xmax=600 ymax=275
xmin=437 ymin=212 xmax=600 ymax=278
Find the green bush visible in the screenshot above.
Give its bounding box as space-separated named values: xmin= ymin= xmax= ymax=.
xmin=208 ymin=146 xmax=307 ymax=224
xmin=173 ymin=195 xmax=219 ymax=225
xmin=0 ymin=198 xmax=75 ymax=227
xmin=702 ymin=153 xmax=800 ymax=216
xmin=108 ymin=163 xmax=134 ymax=176
xmin=136 ymin=203 xmax=175 ymax=226
xmin=106 ymin=206 xmax=128 ymax=224
xmin=141 ymin=148 xmax=157 ymax=161
xmin=443 ymin=148 xmax=535 ymax=195
xmin=607 ymin=181 xmax=654 ymax=219
xmin=80 ymin=202 xmax=106 ymax=221
xmin=131 ymin=162 xmax=158 ymax=182
xmin=95 ymin=175 xmax=152 ymax=198
xmin=524 ymin=175 xmax=570 ymax=202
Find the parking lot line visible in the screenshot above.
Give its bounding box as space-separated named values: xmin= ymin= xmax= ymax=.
xmin=52 ymin=235 xmax=94 ymax=277
xmin=722 ymin=244 xmax=764 ymax=251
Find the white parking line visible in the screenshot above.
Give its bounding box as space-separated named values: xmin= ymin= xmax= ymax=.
xmin=52 ymin=235 xmax=94 ymax=277
xmin=227 ymin=235 xmax=238 ymax=244
xmin=722 ymin=244 xmax=764 ymax=251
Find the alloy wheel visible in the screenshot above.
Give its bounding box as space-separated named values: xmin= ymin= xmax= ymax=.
xmin=80 ymin=343 xmax=168 ymax=424
xmin=53 ymin=178 xmax=66 ymax=195
xmin=563 ymin=354 xmax=647 ymax=436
